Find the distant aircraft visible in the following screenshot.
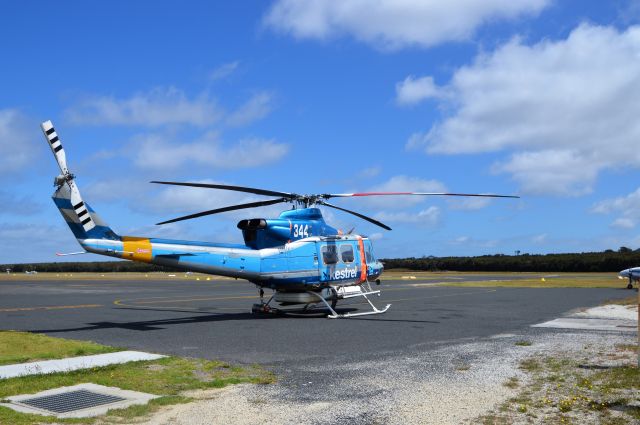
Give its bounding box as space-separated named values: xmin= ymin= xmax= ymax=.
xmin=618 ymin=267 xmax=639 ymax=289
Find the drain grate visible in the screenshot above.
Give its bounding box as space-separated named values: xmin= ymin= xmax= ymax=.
xmin=20 ymin=389 xmax=126 ymax=414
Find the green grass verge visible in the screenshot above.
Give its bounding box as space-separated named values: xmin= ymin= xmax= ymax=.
xmin=0 ymin=332 xmax=274 ymax=424
xmin=379 ymin=271 xmax=629 ymax=288
xmin=0 ymin=331 xmax=121 ymax=366
xmin=437 ymin=276 xmax=625 ymax=288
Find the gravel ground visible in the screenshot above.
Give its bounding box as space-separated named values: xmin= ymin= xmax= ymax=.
xmin=139 ymin=304 xmax=637 ymax=424
xmin=139 ymin=326 xmax=634 ymax=425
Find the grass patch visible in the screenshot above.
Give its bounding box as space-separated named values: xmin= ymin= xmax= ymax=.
xmin=615 ymin=343 xmax=638 ymax=352
xmin=438 ymin=276 xmax=623 ymax=288
xmin=454 ymin=363 xmax=471 ymax=371
xmin=603 ymin=295 xmax=638 ymax=306
xmin=372 ymin=271 xmax=632 ymax=288
xmin=503 ymin=376 xmax=520 ymax=389
xmin=0 ymin=333 xmax=274 ymax=424
xmin=0 ymin=331 xmax=120 ymax=366
xmin=515 ymin=340 xmax=532 ymax=347
xmin=519 ymin=358 xmax=541 ymax=372
xmin=480 ymin=340 xmax=639 ymax=424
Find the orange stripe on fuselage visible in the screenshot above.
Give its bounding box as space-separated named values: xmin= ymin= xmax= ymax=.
xmin=122 ymin=236 xmax=152 ymax=263
xmin=357 ymin=236 xmax=367 ymax=283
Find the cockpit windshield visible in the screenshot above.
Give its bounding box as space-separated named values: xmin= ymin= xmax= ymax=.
xmin=364 ymin=240 xmax=376 ymax=263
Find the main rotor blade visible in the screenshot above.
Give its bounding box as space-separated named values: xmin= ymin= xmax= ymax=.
xmin=151 ymin=181 xmax=294 ymax=199
xmin=156 ymin=198 xmax=287 ymax=225
xmin=320 ymin=201 xmax=392 ymax=231
xmin=324 ymin=192 xmax=519 ymax=199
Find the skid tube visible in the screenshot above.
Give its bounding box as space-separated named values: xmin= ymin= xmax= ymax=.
xmin=308 ymin=284 xmax=391 ymax=319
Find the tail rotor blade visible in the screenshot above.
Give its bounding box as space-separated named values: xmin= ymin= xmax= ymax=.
xmin=41 ymin=120 xmax=69 ymax=176
xmin=42 ymin=120 xmax=95 ymax=232
xmin=68 ymin=181 xmax=96 ymax=232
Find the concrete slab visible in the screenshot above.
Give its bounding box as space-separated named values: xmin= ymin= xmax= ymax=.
xmin=0 ymin=383 xmax=159 ymax=418
xmin=532 ymin=317 xmax=636 ymax=332
xmin=0 ymin=351 xmax=166 ymax=379
xmin=533 ymin=304 xmax=638 ymax=332
xmin=572 ymin=304 xmax=637 ymax=320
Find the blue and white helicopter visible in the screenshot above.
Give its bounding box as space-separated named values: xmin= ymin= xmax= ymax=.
xmin=42 ymin=120 xmax=518 ymax=318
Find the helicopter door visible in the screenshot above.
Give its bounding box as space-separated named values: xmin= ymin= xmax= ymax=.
xmin=317 ymin=241 xmax=360 ymax=283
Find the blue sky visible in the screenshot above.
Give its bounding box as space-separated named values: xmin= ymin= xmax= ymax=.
xmin=3 ymin=0 xmax=640 ymax=263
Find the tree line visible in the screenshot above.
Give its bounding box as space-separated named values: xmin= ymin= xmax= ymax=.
xmin=381 ymin=248 xmax=640 ymax=272
xmin=2 ymin=261 xmax=177 ymax=273
xmin=3 ymin=247 xmax=640 ymax=273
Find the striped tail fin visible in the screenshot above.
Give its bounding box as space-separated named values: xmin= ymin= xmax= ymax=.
xmin=42 ymin=120 xmax=119 ymax=242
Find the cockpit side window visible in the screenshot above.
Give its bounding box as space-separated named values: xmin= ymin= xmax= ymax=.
xmin=321 ymin=245 xmax=338 ymax=265
xmin=340 ymin=244 xmax=354 ymax=263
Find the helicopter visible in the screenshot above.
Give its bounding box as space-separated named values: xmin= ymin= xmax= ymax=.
xmin=42 ymin=120 xmax=518 ymax=318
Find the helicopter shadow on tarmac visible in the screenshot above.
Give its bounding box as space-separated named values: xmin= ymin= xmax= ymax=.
xmin=29 ymin=305 xmax=362 ymax=334
xmin=29 ymin=304 xmax=441 ymax=334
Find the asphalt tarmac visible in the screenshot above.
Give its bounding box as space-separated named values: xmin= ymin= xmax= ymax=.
xmin=0 ymin=275 xmax=626 ymax=365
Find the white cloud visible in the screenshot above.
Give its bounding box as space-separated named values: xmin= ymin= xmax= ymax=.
xmin=369 ymin=232 xmax=384 ymax=241
xmin=65 ymin=87 xmax=222 ymax=127
xmin=447 ymin=196 xmax=491 ymax=210
xmin=396 ymin=76 xmax=443 ymax=106
xmin=226 ymin=92 xmax=274 ymax=126
xmin=406 ymin=24 xmax=640 ymax=195
xmin=492 ymin=150 xmax=602 ymax=196
xmin=133 ymin=131 xmax=289 ymax=170
xmin=0 ymin=223 xmax=80 ymax=263
xmin=209 ymin=61 xmax=240 ymax=81
xmin=83 ymin=179 xmax=149 ymax=202
xmin=148 ymin=179 xmax=258 ymax=214
xmin=66 ymin=85 xmax=277 ymax=129
xmin=532 ymin=233 xmax=547 ymax=244
xmin=264 ymin=0 xmax=549 ymax=50
xmin=448 ymin=235 xmax=497 ymax=248
xmin=612 ymin=218 xmax=636 ymax=229
xmin=0 ymin=109 xmax=38 ymax=175
xmin=375 ymin=206 xmax=440 ymax=226
xmin=358 ymin=166 xmax=381 ymax=179
xmin=451 ymin=236 xmax=470 ymax=244
xmin=591 ymin=187 xmax=640 ymax=229
xmin=0 ymin=190 xmax=42 ymax=215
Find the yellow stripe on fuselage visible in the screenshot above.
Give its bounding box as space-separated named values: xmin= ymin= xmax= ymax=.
xmin=122 ymin=236 xmax=152 ymax=263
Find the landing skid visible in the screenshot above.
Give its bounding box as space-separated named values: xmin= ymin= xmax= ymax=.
xmin=251 ymin=283 xmax=391 ymax=318
xmin=251 ymin=294 xmax=282 ymax=315
xmin=309 ymin=283 xmax=391 ymax=319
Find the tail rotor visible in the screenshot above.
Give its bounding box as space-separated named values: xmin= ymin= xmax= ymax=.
xmin=41 ymin=120 xmax=96 ymax=232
